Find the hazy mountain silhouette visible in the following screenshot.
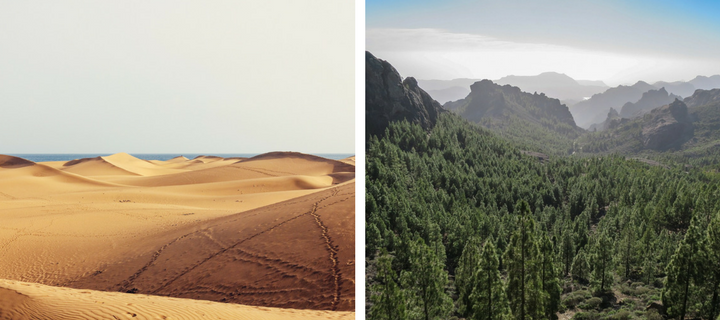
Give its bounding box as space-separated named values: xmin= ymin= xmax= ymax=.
xmin=689 ymin=75 xmax=720 ymax=91
xmin=417 ymin=72 xmax=608 ymax=105
xmin=425 ymin=86 xmax=471 ymax=104
xmin=416 ymin=78 xmax=479 ymax=91
xmin=576 ymin=79 xmax=608 ymax=86
xmin=571 ymin=81 xmax=657 ymax=128
xmin=652 ymin=81 xmax=696 ymax=97
xmin=619 ymin=87 xmax=680 ymax=119
xmin=588 ymin=108 xmax=622 ymax=132
xmin=571 ymin=76 xmax=720 ymax=129
xmin=494 ymin=72 xmax=608 ymax=102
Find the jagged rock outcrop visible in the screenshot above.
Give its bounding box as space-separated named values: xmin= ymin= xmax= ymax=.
xmin=445 ymin=79 xmax=580 ymax=134
xmin=641 ymin=99 xmax=693 ymax=150
xmin=652 ymin=81 xmax=696 ymax=98
xmin=578 ymin=88 xmax=720 ymax=154
xmin=619 ymin=87 xmax=680 ymax=118
xmin=588 ymin=108 xmax=625 ymax=132
xmin=683 ymin=88 xmax=720 ymax=108
xmin=365 ymin=51 xmax=446 ymax=139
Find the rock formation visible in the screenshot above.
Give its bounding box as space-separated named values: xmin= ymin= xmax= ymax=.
xmin=365 ymin=51 xmax=446 ymax=139
xmin=641 ymin=99 xmax=692 ymax=150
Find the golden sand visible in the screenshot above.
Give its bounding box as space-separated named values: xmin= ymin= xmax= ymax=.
xmin=0 ymin=152 xmax=355 ymax=318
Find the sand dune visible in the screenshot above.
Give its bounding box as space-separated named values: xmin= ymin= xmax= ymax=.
xmin=58 ymin=156 xmax=141 ymax=176
xmin=338 ymin=156 xmax=355 ymax=165
xmin=68 ymin=182 xmax=355 ymax=310
xmin=0 ymin=279 xmax=354 ymax=320
xmin=0 ymin=155 xmax=35 ymax=168
xmin=0 ymin=152 xmax=355 ymax=317
xmin=240 ymin=152 xmax=356 ymax=176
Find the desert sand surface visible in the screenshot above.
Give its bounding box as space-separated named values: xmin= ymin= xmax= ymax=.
xmin=0 ymin=152 xmax=355 ymax=317
xmin=0 ymin=279 xmax=354 ymax=320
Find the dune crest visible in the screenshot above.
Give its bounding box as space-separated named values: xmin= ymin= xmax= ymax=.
xmin=0 ymin=279 xmax=354 ymax=320
xmin=0 ymin=155 xmax=35 ymax=168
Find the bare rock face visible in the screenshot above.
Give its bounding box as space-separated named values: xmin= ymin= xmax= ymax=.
xmin=683 ymin=88 xmax=720 ymax=108
xmin=365 ymin=51 xmax=445 ymax=139
xmin=641 ymin=99 xmax=692 ymax=150
xmin=445 ymin=79 xmax=582 ymax=138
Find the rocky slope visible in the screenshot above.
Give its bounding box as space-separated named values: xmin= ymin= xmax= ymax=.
xmin=365 ymin=51 xmax=445 ymax=139
xmin=576 ymin=91 xmax=720 ymax=154
xmin=683 ymin=88 xmax=720 ymax=108
xmin=446 ymin=79 xmax=582 ymax=136
xmin=641 ymin=99 xmax=693 ymax=150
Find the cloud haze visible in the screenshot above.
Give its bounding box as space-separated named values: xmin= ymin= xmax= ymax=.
xmin=367 ymin=28 xmax=717 ymax=85
xmin=367 ymin=0 xmax=720 ymax=85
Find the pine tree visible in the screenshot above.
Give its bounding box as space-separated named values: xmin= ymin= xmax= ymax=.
xmin=618 ymin=217 xmax=637 ymax=280
xmin=504 ymin=200 xmax=545 ymax=320
xmin=540 ymin=235 xmax=562 ymax=320
xmin=469 ymin=240 xmax=510 ymax=320
xmin=369 ymin=253 xmax=409 ymax=320
xmin=561 ymin=229 xmax=574 ymax=276
xmin=408 ymin=237 xmax=453 ymax=320
xmin=663 ymin=216 xmax=704 ymax=320
xmin=702 ymin=212 xmax=720 ymax=320
xmin=591 ymin=231 xmax=614 ymax=292
xmin=456 ymin=236 xmax=483 ymax=317
xmin=639 ymin=225 xmax=658 ymax=285
xmin=571 ymin=247 xmax=590 ymax=283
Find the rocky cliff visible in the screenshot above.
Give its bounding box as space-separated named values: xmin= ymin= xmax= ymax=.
xmin=446 ymin=79 xmax=581 ymax=137
xmin=365 ymin=51 xmax=446 ymax=139
xmin=641 ymin=99 xmax=693 ymax=150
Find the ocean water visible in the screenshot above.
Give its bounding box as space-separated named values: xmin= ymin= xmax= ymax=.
xmin=9 ymin=153 xmax=355 ymax=162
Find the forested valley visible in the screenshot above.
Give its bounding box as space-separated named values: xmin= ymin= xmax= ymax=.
xmin=365 ymin=52 xmax=720 ymax=320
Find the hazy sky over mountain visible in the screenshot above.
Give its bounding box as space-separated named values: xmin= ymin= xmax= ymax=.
xmin=367 ymin=0 xmax=720 ymax=86
xmin=0 ymin=1 xmax=354 ymax=154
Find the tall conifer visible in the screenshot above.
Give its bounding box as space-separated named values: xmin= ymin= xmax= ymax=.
xmin=504 ymin=200 xmax=545 ymax=320
xmin=469 ymin=240 xmax=510 ymax=320
xmin=663 ymin=216 xmax=704 ymax=320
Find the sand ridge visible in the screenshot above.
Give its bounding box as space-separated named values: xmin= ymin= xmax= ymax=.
xmin=0 ymin=152 xmax=355 ymax=316
xmin=0 ymin=279 xmax=354 ymax=320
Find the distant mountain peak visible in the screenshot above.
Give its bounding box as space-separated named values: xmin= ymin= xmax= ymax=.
xmin=618 ymin=87 xmax=679 ymax=119
xmin=497 ymin=72 xmax=578 ymax=86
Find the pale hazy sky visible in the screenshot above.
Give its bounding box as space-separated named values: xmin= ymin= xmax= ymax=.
xmin=367 ymin=0 xmax=720 ymax=86
xmin=0 ymin=1 xmax=354 ymax=154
